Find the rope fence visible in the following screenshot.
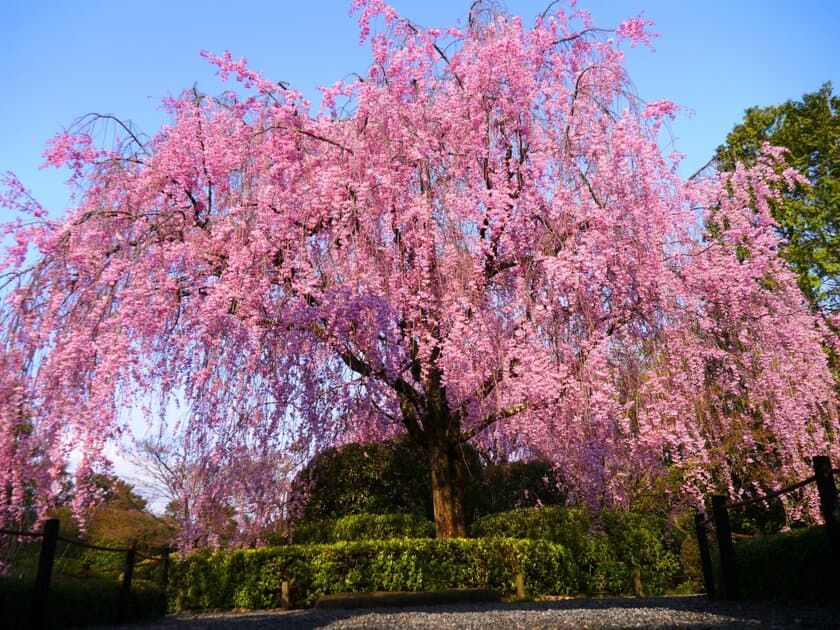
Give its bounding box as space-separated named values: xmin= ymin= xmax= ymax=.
xmin=693 ymin=455 xmax=840 ymax=600
xmin=0 ymin=518 xmax=172 ymax=627
xmin=0 ymin=527 xmax=44 ymax=538
xmin=694 ymin=470 xmax=834 ymax=529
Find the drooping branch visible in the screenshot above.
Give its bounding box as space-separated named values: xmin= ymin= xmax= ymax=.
xmin=404 ymin=21 xmax=464 ymax=90
xmin=452 ymin=358 xmax=520 ymax=422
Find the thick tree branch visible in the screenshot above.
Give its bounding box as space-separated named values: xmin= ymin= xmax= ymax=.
xmin=337 ymin=346 xmax=425 ymax=413
xmin=461 ymin=402 xmax=529 ymax=442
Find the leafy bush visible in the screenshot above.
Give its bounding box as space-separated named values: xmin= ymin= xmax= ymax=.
xmin=0 ymin=576 xmax=165 ymax=627
xmin=170 ymin=508 xmax=696 ymax=611
xmin=291 ymin=442 xmax=410 ymax=520
xmin=480 ymin=460 xmax=567 ymax=513
xmin=289 ymin=520 xmax=335 ymax=545
xmin=290 ymin=438 xmax=487 ymax=525
xmin=469 ymin=507 xmax=684 ymax=595
xmin=170 ymin=538 xmax=576 ymax=609
xmin=470 ymin=506 xmax=590 ymax=546
xmin=293 ymin=513 xmax=435 ymax=544
xmin=725 ymin=526 xmax=837 ymax=602
xmin=600 ymin=511 xmax=684 ymax=595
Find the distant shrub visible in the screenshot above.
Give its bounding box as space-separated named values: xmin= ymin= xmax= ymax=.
xmin=727 ymin=496 xmax=788 ymax=535
xmin=469 ymin=506 xmax=590 ymax=546
xmin=480 ymin=460 xmax=567 ymax=514
xmin=333 ymin=513 xmax=435 ymax=542
xmin=290 ymin=438 xmax=486 ymax=525
xmin=291 ymin=442 xmax=409 ymax=520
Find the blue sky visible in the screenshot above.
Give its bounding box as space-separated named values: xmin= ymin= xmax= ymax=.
xmin=1 ymin=0 xmax=838 ymax=220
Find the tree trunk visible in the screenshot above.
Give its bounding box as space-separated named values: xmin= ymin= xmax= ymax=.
xmin=428 ymin=437 xmax=467 ymax=538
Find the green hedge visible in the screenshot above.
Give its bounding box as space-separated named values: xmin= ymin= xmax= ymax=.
xmin=470 ymin=507 xmax=685 ymax=595
xmin=170 ymin=538 xmax=576 ymax=609
xmin=725 ymin=526 xmax=837 ymax=602
xmin=470 ymin=506 xmax=591 ymax=545
xmin=0 ymin=577 xmax=165 ymax=627
xmin=292 ymin=513 xmax=435 ymax=544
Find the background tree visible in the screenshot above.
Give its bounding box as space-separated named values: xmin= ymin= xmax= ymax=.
xmin=128 ymin=433 xmax=299 ymax=549
xmin=1 ymin=1 xmax=837 ymax=541
xmin=75 ymin=476 xmax=175 ymax=575
xmin=715 ymin=83 xmax=839 ymax=313
xmin=1 ymin=475 xmax=172 ymax=579
xmin=480 ymin=460 xmax=567 ymax=514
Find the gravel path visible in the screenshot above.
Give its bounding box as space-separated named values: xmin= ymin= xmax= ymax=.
xmin=95 ymin=596 xmax=839 ymax=629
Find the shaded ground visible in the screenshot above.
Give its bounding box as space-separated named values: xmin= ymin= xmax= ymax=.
xmin=91 ymin=595 xmax=839 ymax=629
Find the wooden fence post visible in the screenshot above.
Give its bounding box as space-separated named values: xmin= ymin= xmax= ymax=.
xmin=281 ymin=580 xmax=290 ymax=609
xmin=813 ymin=456 xmax=840 ymax=563
xmin=31 ymin=518 xmax=59 ymax=628
xmin=515 ymin=571 xmax=526 ymax=599
xmin=712 ymin=495 xmax=739 ymax=599
xmin=694 ymin=512 xmax=715 ymax=598
xmin=159 ymin=548 xmax=170 ymax=593
xmin=118 ymin=541 xmax=137 ymax=623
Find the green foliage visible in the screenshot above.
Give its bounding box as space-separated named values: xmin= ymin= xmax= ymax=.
xmin=469 ymin=507 xmax=685 ymax=595
xmin=480 ymin=460 xmax=567 ymax=514
xmin=292 ymin=513 xmax=435 ymax=544
xmin=715 ymin=82 xmax=840 ymax=313
xmin=721 ymin=527 xmax=838 ymax=602
xmin=0 ymin=577 xmax=165 ymax=627
xmin=169 ymin=537 xmax=576 ymax=610
xmin=169 ymin=507 xmax=700 ymax=611
xmin=469 ymin=506 xmax=590 ymax=546
xmin=2 ymin=480 xmax=175 ymax=583
xmin=291 ymin=437 xmax=570 ymax=530
xmin=726 ymin=496 xmax=788 ymax=535
xmin=290 ymin=440 xmax=442 ymax=521
xmin=291 ymin=438 xmax=486 ymax=524
xmin=600 ymin=511 xmax=684 ymax=595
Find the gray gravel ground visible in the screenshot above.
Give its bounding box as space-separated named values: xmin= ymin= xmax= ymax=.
xmin=92 ymin=596 xmax=839 ymax=629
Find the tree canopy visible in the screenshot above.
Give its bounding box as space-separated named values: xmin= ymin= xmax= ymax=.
xmin=715 ymin=82 xmax=839 ymax=313
xmin=1 ymin=1 xmax=837 ymax=541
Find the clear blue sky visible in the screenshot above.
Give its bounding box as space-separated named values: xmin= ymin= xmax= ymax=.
xmin=1 ymin=0 xmax=838 ymax=222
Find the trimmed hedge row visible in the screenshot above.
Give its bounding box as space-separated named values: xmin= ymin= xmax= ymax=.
xmin=470 ymin=507 xmax=685 ymax=595
xmin=170 ymin=507 xmax=690 ymax=611
xmin=0 ymin=577 xmax=166 ymax=627
xmin=293 ymin=513 xmax=435 ymax=544
xmin=170 ymin=538 xmax=576 ymax=609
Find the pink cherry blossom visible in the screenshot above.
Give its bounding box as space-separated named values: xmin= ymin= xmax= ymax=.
xmin=1 ymin=2 xmax=836 ymax=542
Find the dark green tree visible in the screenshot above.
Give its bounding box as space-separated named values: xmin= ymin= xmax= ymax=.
xmin=289 ymin=437 xmax=569 ymax=529
xmin=715 ymin=83 xmax=839 ymax=313
xmin=289 ymin=439 xmax=470 ymax=522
